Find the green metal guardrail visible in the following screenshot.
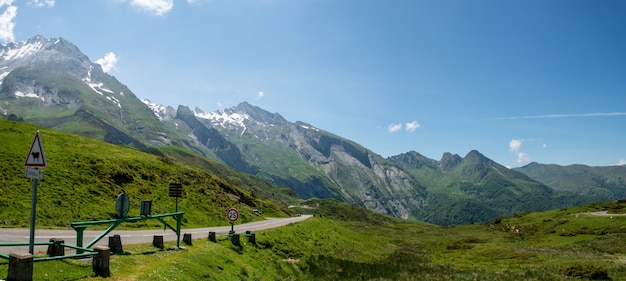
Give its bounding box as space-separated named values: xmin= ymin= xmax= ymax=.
xmin=0 ymin=211 xmax=185 ymax=261
xmin=71 ymin=212 xmax=184 ymax=254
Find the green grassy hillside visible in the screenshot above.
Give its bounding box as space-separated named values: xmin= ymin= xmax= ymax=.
xmin=4 ymin=199 xmax=626 ymax=280
xmin=0 ymin=119 xmax=291 ymax=228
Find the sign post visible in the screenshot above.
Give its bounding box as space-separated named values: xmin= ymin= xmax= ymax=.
xmin=24 ymin=131 xmax=47 ymax=254
xmin=227 ymin=208 xmax=239 ymax=234
xmin=168 ymin=183 xmax=183 ymax=212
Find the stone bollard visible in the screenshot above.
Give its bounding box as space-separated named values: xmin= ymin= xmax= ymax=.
xmin=92 ymin=246 xmax=111 ymax=278
xmin=183 ymin=233 xmax=192 ymax=245
xmin=7 ymin=252 xmax=33 ymax=281
xmin=208 ymin=232 xmax=216 ymax=243
xmin=47 ymin=238 xmax=65 ymax=257
xmin=108 ymin=234 xmax=123 ymax=254
xmin=231 ymin=234 xmax=241 ymax=247
xmin=153 ymin=235 xmax=164 ymax=249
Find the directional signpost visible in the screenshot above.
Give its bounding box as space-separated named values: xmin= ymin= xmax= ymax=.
xmin=227 ymin=208 xmax=239 ymax=234
xmin=24 ymin=131 xmax=47 ymax=254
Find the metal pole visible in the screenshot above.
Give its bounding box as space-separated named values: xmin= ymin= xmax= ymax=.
xmin=176 ymin=213 xmax=182 ymax=249
xmin=28 ymin=178 xmax=38 ymax=254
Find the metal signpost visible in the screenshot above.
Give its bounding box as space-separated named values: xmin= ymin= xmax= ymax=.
xmin=168 ymin=183 xmax=183 ymax=212
xmin=24 ymin=131 xmax=48 ymax=254
xmin=227 ymin=208 xmax=239 ymax=234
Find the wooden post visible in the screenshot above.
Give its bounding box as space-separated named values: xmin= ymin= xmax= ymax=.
xmin=208 ymin=231 xmax=216 ymax=242
xmin=108 ymin=234 xmax=123 ymax=254
xmin=152 ymin=235 xmax=164 ymax=249
xmin=46 ymin=238 xmax=65 ymax=257
xmin=183 ymin=233 xmax=192 ymax=245
xmin=7 ymin=252 xmax=33 ymax=281
xmin=92 ymin=246 xmax=111 ymax=278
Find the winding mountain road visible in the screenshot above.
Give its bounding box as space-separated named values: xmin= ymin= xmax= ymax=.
xmin=0 ymin=215 xmax=312 ymax=255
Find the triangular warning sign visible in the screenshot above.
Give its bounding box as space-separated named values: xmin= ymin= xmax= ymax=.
xmin=24 ymin=131 xmax=47 ymax=168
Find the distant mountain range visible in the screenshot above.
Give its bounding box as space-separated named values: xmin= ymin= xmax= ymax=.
xmin=2 ymin=35 xmax=625 ymax=225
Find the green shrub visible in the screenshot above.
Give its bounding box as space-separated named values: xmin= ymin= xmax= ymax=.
xmin=561 ymin=264 xmax=610 ymax=280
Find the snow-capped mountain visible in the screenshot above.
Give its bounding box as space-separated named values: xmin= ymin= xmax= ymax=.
xmin=2 ymin=35 xmax=607 ymax=225
xmin=0 ymin=35 xmax=175 ymax=146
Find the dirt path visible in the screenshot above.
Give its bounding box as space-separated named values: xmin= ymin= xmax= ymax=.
xmin=586 ymin=211 xmax=626 ymax=217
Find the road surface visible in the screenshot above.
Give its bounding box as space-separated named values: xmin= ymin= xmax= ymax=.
xmin=0 ymin=215 xmax=312 ymax=255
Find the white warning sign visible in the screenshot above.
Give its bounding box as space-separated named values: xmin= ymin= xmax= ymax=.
xmin=24 ymin=131 xmax=47 ymax=168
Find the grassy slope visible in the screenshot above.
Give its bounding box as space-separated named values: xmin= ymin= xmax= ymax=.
xmin=0 ymin=119 xmax=291 ymax=228
xmin=4 ymin=199 xmax=626 ymax=280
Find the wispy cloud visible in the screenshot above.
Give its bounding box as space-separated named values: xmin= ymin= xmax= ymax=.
xmin=255 ymin=91 xmax=265 ymax=100
xmin=388 ymin=123 xmax=402 ymax=133
xmin=28 ymin=0 xmax=54 ymax=7
xmin=405 ymin=121 xmax=420 ymax=132
xmin=131 ymin=0 xmax=174 ymax=16
xmin=506 ymin=112 xmax=626 ymax=120
xmin=0 ymin=0 xmax=16 ymax=42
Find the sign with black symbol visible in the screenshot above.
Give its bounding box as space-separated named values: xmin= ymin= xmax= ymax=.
xmin=24 ymin=131 xmax=47 ymax=168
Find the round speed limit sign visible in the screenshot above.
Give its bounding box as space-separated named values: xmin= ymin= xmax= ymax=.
xmin=227 ymin=208 xmax=239 ymax=223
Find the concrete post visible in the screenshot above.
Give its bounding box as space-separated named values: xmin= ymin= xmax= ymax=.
xmin=92 ymin=245 xmax=110 ymax=278
xmin=153 ymin=235 xmax=164 ymax=249
xmin=208 ymin=231 xmax=216 ymax=242
xmin=46 ymin=238 xmax=65 ymax=257
xmin=183 ymin=233 xmax=192 ymax=245
xmin=7 ymin=252 xmax=33 ymax=281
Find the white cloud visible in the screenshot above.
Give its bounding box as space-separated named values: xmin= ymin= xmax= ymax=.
xmin=509 ymin=139 xmax=523 ymax=153
xmin=516 ymin=152 xmax=531 ymax=164
xmin=542 ymin=143 xmax=547 ymax=149
xmin=0 ymin=1 xmax=16 ymax=43
xmin=612 ymin=159 xmax=626 ymax=166
xmin=28 ymin=0 xmax=54 ymax=7
xmin=255 ymin=91 xmax=265 ymax=100
xmin=131 ymin=0 xmax=174 ymax=16
xmin=405 ymin=120 xmax=420 ymax=132
xmin=506 ymin=112 xmax=626 ymax=120
xmin=96 ymin=52 xmax=119 ymax=73
xmin=388 ymin=123 xmax=402 ymax=133
xmin=509 ymin=139 xmax=531 ymax=164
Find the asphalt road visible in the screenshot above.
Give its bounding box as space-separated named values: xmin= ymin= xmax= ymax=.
xmin=0 ymin=215 xmax=312 ymax=255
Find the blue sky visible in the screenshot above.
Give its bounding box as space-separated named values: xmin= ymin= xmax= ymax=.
xmin=3 ymin=0 xmax=626 ymax=167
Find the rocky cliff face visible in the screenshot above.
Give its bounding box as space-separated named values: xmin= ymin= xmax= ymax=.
xmin=163 ymin=102 xmax=428 ymax=219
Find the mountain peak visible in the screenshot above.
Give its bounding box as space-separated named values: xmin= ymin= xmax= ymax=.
xmin=439 ymin=152 xmax=462 ymax=173
xmin=233 ymin=102 xmax=287 ymax=124
xmin=464 ymin=150 xmax=491 ymax=165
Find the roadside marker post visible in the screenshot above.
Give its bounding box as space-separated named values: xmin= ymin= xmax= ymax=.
xmin=24 ymin=131 xmax=47 ymax=255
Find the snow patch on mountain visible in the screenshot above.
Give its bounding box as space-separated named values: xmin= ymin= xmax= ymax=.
xmin=195 ymin=109 xmax=251 ymax=136
xmin=141 ymin=99 xmax=168 ymax=121
xmin=0 ymin=71 xmax=9 ymax=85
xmin=15 ymin=91 xmax=43 ymax=101
xmin=0 ymin=40 xmax=44 ymax=61
xmin=300 ymin=124 xmax=320 ymax=132
xmin=83 ymin=65 xmax=119 ymax=107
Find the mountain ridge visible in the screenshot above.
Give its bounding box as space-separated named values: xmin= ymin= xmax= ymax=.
xmin=1 ymin=35 xmax=615 ymax=225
